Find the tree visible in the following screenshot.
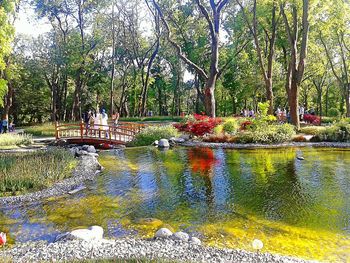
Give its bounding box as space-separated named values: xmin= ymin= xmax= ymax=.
xmin=280 ymin=0 xmax=310 ymax=129
xmin=153 ymin=0 xmax=230 ymax=117
xmin=236 ymin=0 xmax=279 ymax=114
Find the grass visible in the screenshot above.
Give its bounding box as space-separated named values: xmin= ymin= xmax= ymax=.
xmin=0 ymin=149 xmax=77 ymax=196
xmin=23 ymin=123 xmax=57 ymax=137
xmin=120 ymin=116 xmax=183 ymax=122
xmin=0 ymin=133 xmax=33 ymax=148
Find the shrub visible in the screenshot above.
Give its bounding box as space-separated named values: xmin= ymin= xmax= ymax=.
xmin=303 ymin=114 xmax=321 ymax=125
xmin=321 ymin=117 xmax=336 ymax=125
xmin=173 ymin=114 xmax=222 ymax=136
xmin=236 ymin=124 xmax=296 ymax=144
xmin=203 ymin=134 xmax=236 ymax=143
xmin=222 ymin=118 xmax=239 ymax=135
xmin=130 ymin=125 xmax=179 ymax=146
xmin=292 ymin=135 xmax=307 ymax=142
xmin=313 ymin=122 xmax=350 ymax=142
xmin=0 ymin=133 xmax=33 ymax=147
xmin=239 ymin=120 xmax=253 ymax=130
xmin=328 ymin=108 xmax=340 ymax=117
xmin=300 ymin=126 xmax=326 ymax=135
xmin=213 ymin=124 xmax=224 ymax=135
xmin=0 ymin=149 xmax=77 ymax=196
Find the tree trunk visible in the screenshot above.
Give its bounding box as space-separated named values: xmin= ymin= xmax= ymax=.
xmin=289 ymin=82 xmax=299 ymax=128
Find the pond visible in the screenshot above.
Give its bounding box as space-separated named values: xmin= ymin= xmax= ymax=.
xmin=1 ymin=147 xmax=350 ymax=261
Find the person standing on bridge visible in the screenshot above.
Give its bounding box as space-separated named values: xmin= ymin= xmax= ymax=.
xmin=101 ymin=109 xmax=109 ymax=138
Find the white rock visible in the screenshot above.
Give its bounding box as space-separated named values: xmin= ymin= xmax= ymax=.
xmin=158 ymin=139 xmax=170 ymax=148
xmin=87 ymin=146 xmax=96 ymax=153
xmin=153 ymin=140 xmax=159 ymax=146
xmin=189 ymin=237 xmax=201 ymax=245
xmin=68 ymin=226 xmax=104 ymax=242
xmin=155 ymin=228 xmax=173 ymax=238
xmin=172 ymin=231 xmax=189 ymax=241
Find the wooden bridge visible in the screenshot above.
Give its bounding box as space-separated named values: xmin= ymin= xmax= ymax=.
xmin=55 ymin=121 xmax=147 ymax=147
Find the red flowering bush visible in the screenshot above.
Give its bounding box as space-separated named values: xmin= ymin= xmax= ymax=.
xmin=303 ymin=114 xmax=321 ymax=125
xmin=174 ymin=114 xmax=222 ymax=136
xmin=239 ymin=120 xmax=253 ymax=130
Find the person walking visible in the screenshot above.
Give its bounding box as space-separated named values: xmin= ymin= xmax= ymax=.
xmin=2 ymin=117 xmax=8 ymax=133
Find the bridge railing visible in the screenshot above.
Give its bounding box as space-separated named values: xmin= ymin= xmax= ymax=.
xmin=55 ymin=121 xmax=147 ymax=144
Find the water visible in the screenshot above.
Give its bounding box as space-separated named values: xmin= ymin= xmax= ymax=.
xmin=1 ymin=147 xmax=350 ymax=261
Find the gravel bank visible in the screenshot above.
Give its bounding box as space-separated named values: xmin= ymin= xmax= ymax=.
xmin=181 ymin=141 xmax=350 ymax=149
xmin=0 ymin=153 xmax=102 ymax=207
xmin=0 ymin=238 xmax=314 ymax=263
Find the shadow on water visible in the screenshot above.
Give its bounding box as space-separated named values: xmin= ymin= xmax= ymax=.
xmin=1 ymin=146 xmax=350 ymax=261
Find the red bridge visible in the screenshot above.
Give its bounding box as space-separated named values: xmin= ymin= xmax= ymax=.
xmin=55 ymin=121 xmax=146 ymax=147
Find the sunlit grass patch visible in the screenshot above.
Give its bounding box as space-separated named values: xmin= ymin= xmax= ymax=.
xmin=0 ymin=149 xmax=77 ymax=196
xmin=0 ymin=133 xmax=33 ymax=148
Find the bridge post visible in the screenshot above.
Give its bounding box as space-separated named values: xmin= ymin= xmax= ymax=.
xmin=80 ymin=119 xmax=84 ymax=142
xmin=55 ymin=121 xmax=59 ymax=140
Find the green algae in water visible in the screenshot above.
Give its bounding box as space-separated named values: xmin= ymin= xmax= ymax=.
xmin=1 ymin=147 xmax=350 ymax=261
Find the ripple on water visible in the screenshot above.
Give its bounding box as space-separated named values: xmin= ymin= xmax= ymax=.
xmin=1 ymin=147 xmax=350 ymax=261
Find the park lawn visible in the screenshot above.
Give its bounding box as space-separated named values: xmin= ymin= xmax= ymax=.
xmin=23 ymin=123 xmax=57 ymax=137
xmin=0 ymin=149 xmax=77 ymax=196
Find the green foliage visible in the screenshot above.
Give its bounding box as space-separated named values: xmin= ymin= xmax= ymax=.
xmin=213 ymin=124 xmax=224 ymax=135
xmin=236 ymin=124 xmax=296 ymax=144
xmin=328 ymin=108 xmax=340 ymax=117
xmin=130 ymin=125 xmax=179 ymax=146
xmin=313 ymin=122 xmax=350 ymax=142
xmin=248 ymin=103 xmax=277 ymax=131
xmin=0 ymin=149 xmax=77 ymax=196
xmin=222 ymin=118 xmax=239 ymax=135
xmin=300 ymin=126 xmax=326 ymax=135
xmin=0 ymin=133 xmax=33 ymax=147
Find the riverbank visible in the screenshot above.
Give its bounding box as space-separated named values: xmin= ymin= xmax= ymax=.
xmin=180 ymin=140 xmax=350 ymax=149
xmin=0 ymin=152 xmax=103 ymax=207
xmin=0 ymin=237 xmax=314 ymax=263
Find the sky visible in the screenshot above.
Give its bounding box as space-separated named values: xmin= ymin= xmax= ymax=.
xmin=14 ymin=4 xmax=50 ymax=37
xmin=14 ymin=3 xmax=195 ymax=81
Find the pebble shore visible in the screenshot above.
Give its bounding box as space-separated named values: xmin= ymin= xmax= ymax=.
xmin=0 ymin=238 xmax=315 ymax=263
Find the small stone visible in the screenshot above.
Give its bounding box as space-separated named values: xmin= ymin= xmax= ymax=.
xmin=172 ymin=231 xmax=189 ymax=242
xmin=68 ymin=186 xmax=86 ymax=195
xmin=154 ymin=228 xmax=173 ymax=238
xmin=158 ymin=139 xmax=170 ymax=148
xmin=189 ymin=237 xmax=201 ymax=245
xmin=153 ymin=140 xmax=159 ymax=146
xmin=297 ymin=156 xmax=305 ymax=160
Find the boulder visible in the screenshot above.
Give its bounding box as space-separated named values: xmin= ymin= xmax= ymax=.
xmin=87 ymin=145 xmax=96 ymax=153
xmin=81 ymin=145 xmax=90 ymax=151
xmin=172 ymin=231 xmax=189 ymax=242
xmin=87 ymin=153 xmax=99 ymax=158
xmin=69 ymin=147 xmax=79 ymax=156
xmin=189 ymin=236 xmax=201 ymax=245
xmin=77 ymin=150 xmax=88 ymax=156
xmin=55 ymin=226 xmax=104 ymax=242
xmin=173 ymin=137 xmax=185 ymax=143
xmin=155 ymin=228 xmax=173 ymax=238
xmin=158 ymin=139 xmax=170 ymax=148
xmin=180 ymin=134 xmax=190 ymax=141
